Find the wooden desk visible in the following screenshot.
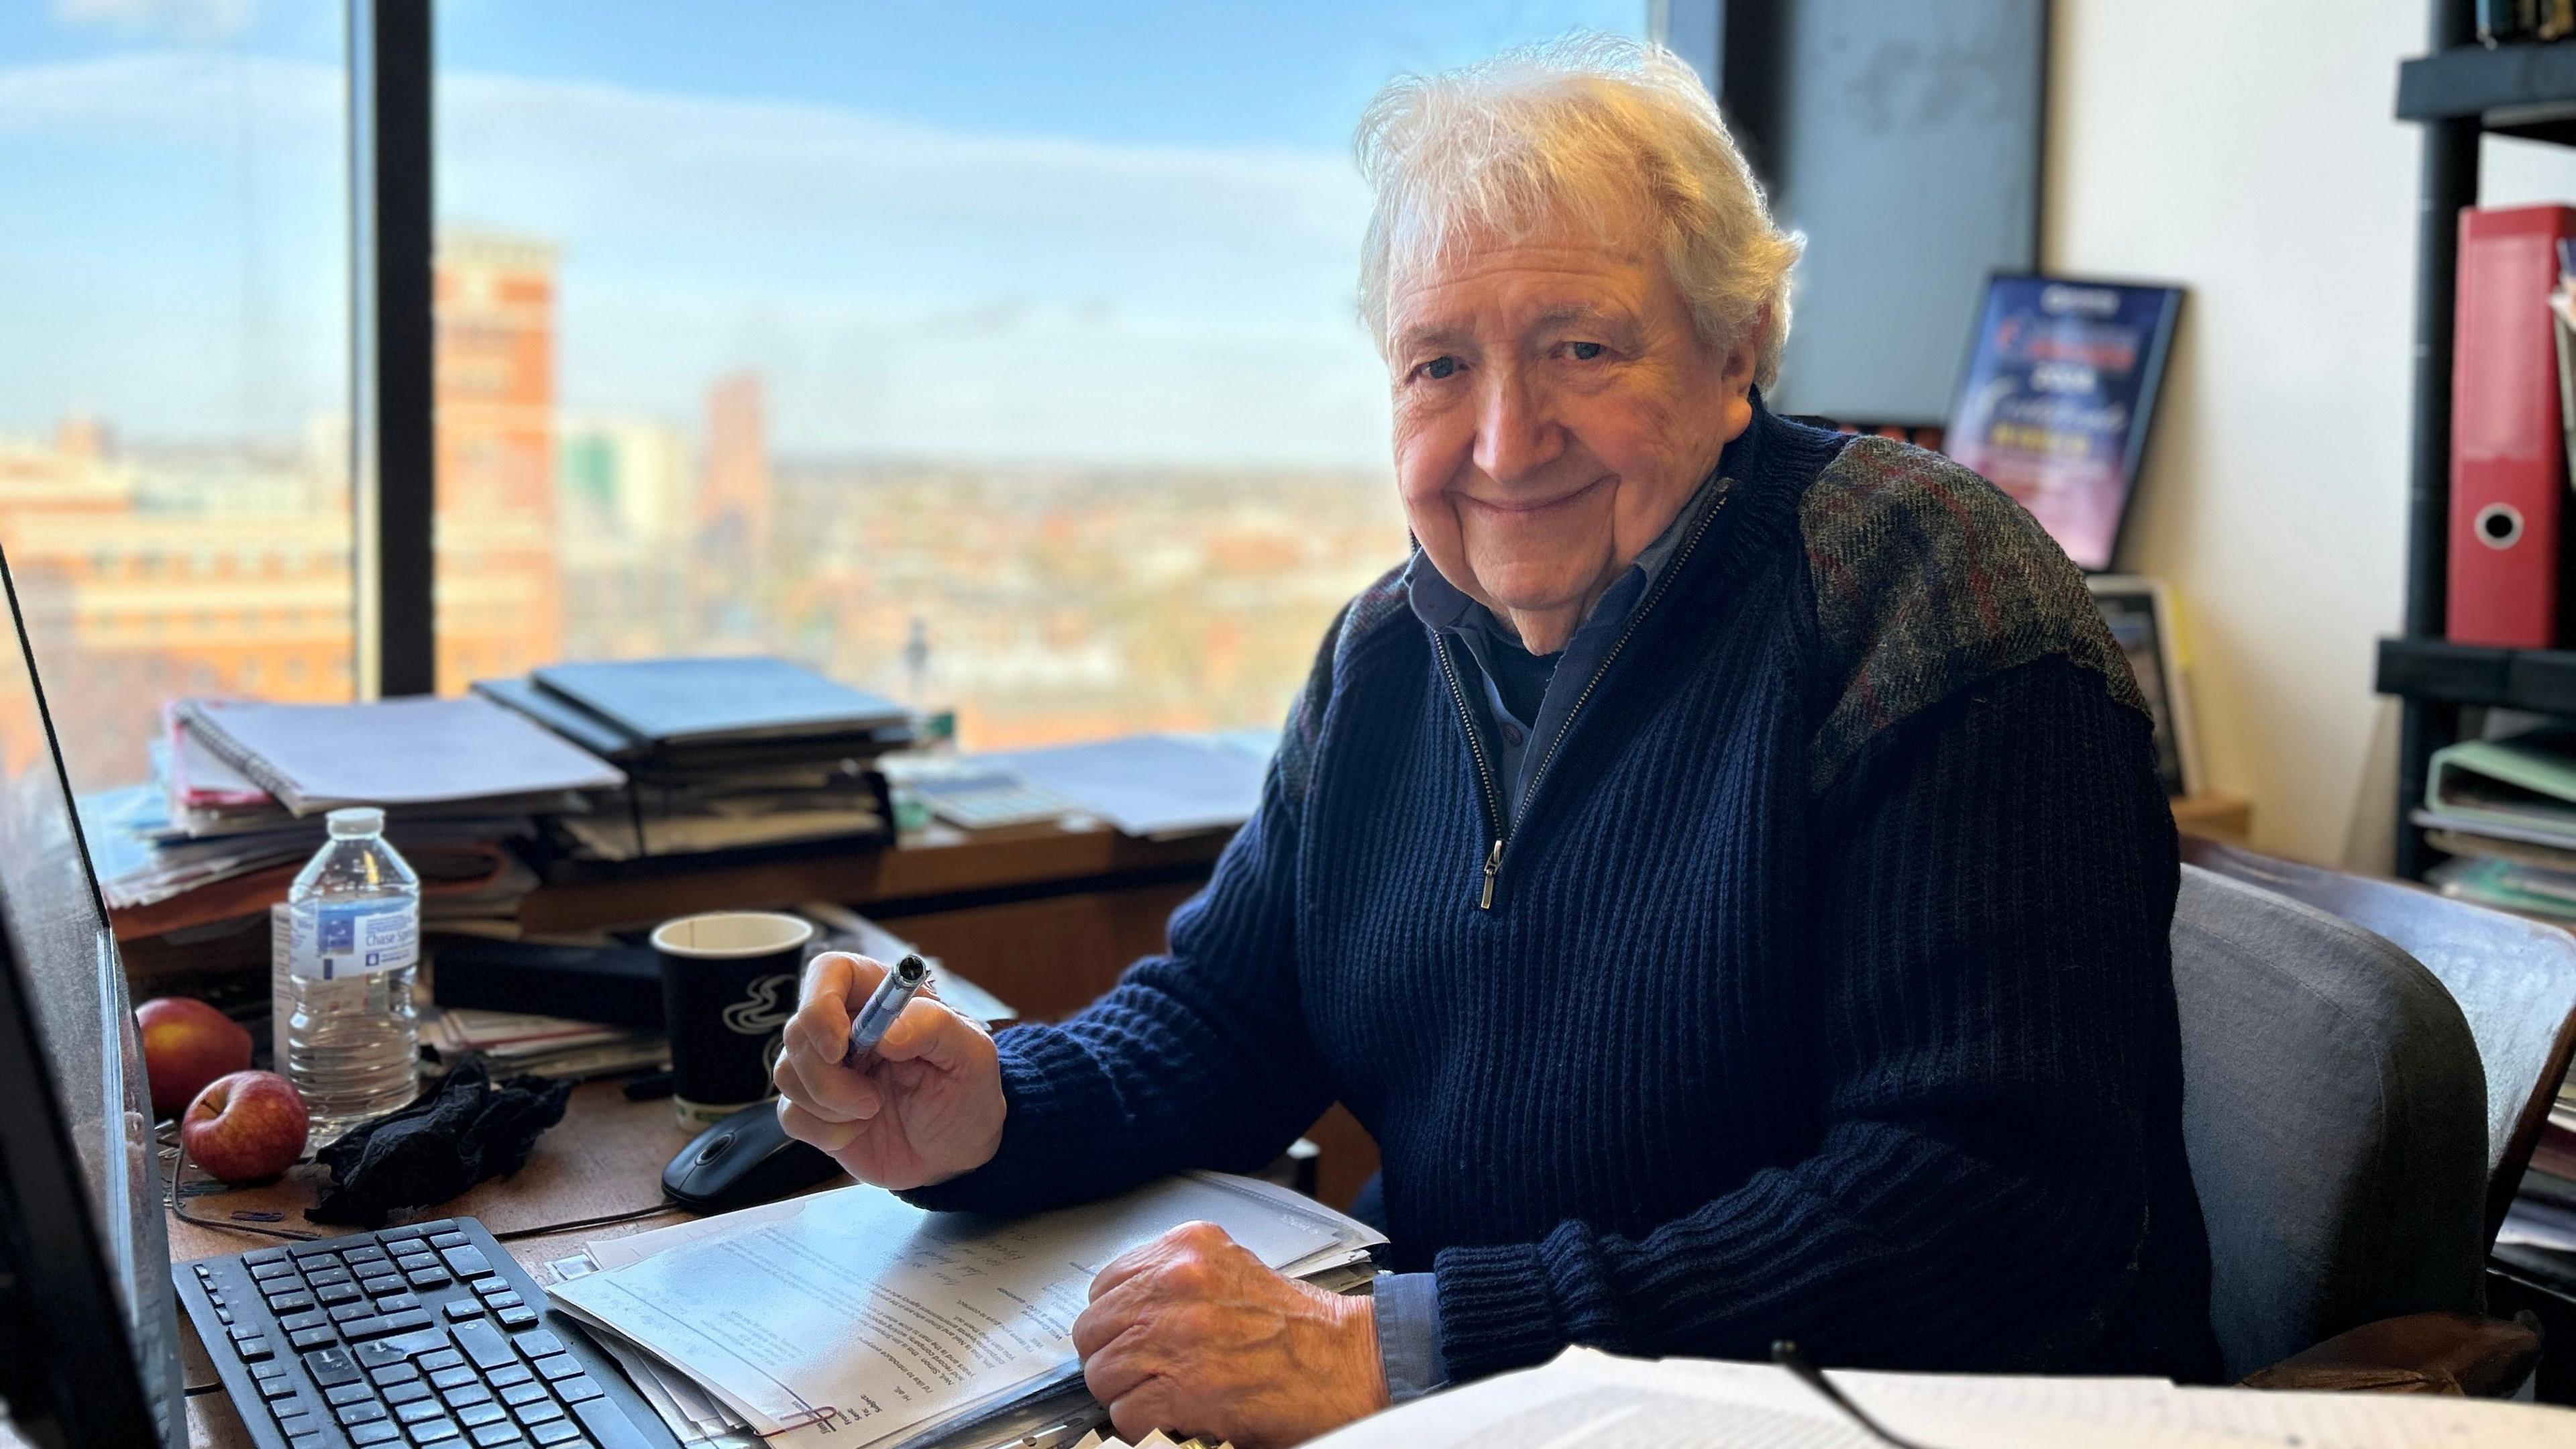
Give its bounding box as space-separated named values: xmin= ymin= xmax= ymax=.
xmin=117 ymin=818 xmax=1230 ymax=980
xmin=516 ymin=817 xmax=1230 ymax=936
xmin=164 ymin=790 xmax=2255 ymax=1442
xmin=2172 ymin=792 xmax=2253 ymax=844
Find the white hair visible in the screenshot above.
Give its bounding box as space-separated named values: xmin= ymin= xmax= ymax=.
xmin=1354 ymin=33 xmax=1802 ymax=390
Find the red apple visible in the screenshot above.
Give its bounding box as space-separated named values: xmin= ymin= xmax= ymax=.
xmin=180 ymin=1070 xmax=309 ymax=1183
xmin=136 ymin=996 xmax=254 ymax=1118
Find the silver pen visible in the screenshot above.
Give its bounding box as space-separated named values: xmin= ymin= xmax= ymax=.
xmin=844 ymin=953 xmax=929 ymax=1066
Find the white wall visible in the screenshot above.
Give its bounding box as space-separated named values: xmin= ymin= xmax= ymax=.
xmin=2047 ymin=0 xmax=2576 ymax=866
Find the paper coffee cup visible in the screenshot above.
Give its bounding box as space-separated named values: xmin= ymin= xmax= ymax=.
xmin=651 ymin=911 xmax=814 ymax=1130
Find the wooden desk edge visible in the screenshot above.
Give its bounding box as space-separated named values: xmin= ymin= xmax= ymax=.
xmin=120 ymin=818 xmax=1235 ymax=949
xmin=2172 ymin=792 xmax=2251 ymax=843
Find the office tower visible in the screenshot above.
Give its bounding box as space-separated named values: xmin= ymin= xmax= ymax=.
xmin=560 ymin=417 xmax=692 ymax=546
xmin=557 ymin=415 xmax=694 ymax=657
xmin=433 ymin=229 xmax=566 ymax=687
xmin=695 ymin=370 xmax=772 ymax=635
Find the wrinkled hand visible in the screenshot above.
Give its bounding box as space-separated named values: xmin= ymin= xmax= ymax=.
xmin=1072 ymin=1222 xmax=1389 ymax=1448
xmin=773 ymin=951 xmax=1005 ymax=1191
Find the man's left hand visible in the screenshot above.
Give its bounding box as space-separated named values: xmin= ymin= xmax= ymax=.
xmin=1071 ymin=1221 xmax=1390 ymax=1448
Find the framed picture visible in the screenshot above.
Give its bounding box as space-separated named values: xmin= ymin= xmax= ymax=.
xmin=2088 ymin=575 xmax=2199 ymax=798
xmin=1945 ymin=275 xmax=2184 ymax=572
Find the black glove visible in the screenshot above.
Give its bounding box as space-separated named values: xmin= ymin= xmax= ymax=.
xmin=308 ymin=1059 xmax=571 ymax=1228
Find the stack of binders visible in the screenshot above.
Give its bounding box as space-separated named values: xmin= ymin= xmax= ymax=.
xmin=2416 ymin=729 xmax=2576 ymax=919
xmin=474 ymin=655 xmax=914 ymax=870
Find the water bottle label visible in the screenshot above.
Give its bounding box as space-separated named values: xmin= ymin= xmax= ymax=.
xmin=289 ymin=902 xmax=419 ymax=980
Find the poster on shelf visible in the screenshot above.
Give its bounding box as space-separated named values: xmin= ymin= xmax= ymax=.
xmin=1945 ymin=275 xmax=2184 ymax=572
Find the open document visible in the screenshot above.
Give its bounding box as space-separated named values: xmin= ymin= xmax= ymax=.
xmin=548 ymin=1173 xmax=1381 ymax=1449
xmin=1309 ymin=1346 xmax=2574 ymax=1449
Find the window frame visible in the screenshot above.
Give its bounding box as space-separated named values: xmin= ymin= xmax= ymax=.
xmin=352 ymin=0 xmax=436 ymax=698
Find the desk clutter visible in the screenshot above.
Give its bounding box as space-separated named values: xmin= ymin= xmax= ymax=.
xmin=82 ymin=697 xmax=582 ymax=936
xmin=174 ymin=1169 xmax=1368 ymax=1449
xmin=531 ymin=1172 xmax=1379 ymax=1448
xmin=79 ymin=654 xmax=1278 ymax=960
xmin=476 ymin=657 xmax=912 ymax=867
xmin=1305 ymin=1344 xmax=2574 ymax=1448
xmin=82 ymin=657 xmax=912 ymax=937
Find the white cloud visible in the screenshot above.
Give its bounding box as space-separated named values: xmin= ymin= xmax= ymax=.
xmin=0 ymin=50 xmax=335 ymax=135
xmin=433 ymin=70 xmax=1392 ymax=464
xmin=435 ymin=70 xmax=1371 ymax=316
xmin=0 ymin=52 xmax=1397 ymax=466
xmin=50 ymin=0 xmax=256 ymax=44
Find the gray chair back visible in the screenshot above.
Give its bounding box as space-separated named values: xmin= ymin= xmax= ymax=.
xmin=2171 ymin=865 xmax=2489 ymax=1379
xmin=2183 ymin=835 xmax=2576 ymax=1244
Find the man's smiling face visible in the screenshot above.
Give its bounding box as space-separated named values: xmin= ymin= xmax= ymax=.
xmin=1385 ymin=210 xmax=1753 ymax=653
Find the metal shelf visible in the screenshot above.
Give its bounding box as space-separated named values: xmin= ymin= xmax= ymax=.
xmin=2377 ymin=637 xmax=2576 ymax=716
xmin=2388 ymin=4 xmax=2493 ymax=879
xmin=2398 ymin=40 xmax=2576 ymax=145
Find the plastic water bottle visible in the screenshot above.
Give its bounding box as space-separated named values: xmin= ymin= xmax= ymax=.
xmin=278 ymin=807 xmax=422 ymax=1144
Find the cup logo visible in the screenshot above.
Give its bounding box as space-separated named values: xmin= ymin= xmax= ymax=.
xmin=721 ymin=972 xmax=798 ymax=1037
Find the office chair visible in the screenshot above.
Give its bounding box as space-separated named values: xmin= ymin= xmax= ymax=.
xmin=2181 ymin=835 xmax=2576 ymax=1246
xmin=2171 ymin=861 xmax=2541 ymax=1395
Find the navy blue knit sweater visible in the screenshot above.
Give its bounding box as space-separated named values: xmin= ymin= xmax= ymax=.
xmin=908 ymin=401 xmax=2222 ymax=1386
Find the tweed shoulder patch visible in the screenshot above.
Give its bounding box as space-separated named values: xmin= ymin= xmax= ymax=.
xmin=1799 ymin=437 xmax=2145 ymax=795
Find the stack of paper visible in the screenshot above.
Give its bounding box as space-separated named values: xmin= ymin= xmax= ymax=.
xmin=982 ymin=734 xmax=1273 ymax=840
xmin=541 ymin=1173 xmax=1381 ymax=1449
xmin=2501 ymin=1065 xmax=2576 ymax=1259
xmin=1310 ymin=1344 xmax=2575 ymax=1448
xmin=80 ymin=777 xmax=544 ymax=936
xmin=419 ymin=1008 xmax=665 ymax=1081
xmin=78 ymin=694 xmax=617 ymax=936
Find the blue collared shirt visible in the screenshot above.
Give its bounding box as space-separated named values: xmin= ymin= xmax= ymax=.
xmin=1375 ymin=473 xmax=1725 ymax=1401
xmin=1405 ymin=475 xmax=1728 ymax=824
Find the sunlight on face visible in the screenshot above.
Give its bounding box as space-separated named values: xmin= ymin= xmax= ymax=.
xmin=1385 ymin=213 xmax=1753 ymax=653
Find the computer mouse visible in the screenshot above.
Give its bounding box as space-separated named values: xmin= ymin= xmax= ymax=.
xmin=661 ymin=1099 xmax=846 ymax=1212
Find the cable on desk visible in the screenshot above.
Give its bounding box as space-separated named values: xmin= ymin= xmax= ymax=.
xmin=164 ymin=1130 xmax=320 ymax=1242
xmin=492 ymin=1201 xmax=686 ymax=1242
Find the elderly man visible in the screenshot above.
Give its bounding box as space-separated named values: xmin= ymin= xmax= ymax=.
xmin=776 ymin=35 xmax=2220 ymax=1447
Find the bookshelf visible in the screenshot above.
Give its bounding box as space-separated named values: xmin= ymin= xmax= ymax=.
xmin=2399 ymin=37 xmax=2576 ymax=141
xmin=2375 ymin=3 xmax=2576 ymax=879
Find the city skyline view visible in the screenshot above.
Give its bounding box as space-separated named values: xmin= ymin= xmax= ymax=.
xmin=1 ymin=1 xmax=1639 ymax=460
xmin=0 ymin=0 xmax=1638 ymax=790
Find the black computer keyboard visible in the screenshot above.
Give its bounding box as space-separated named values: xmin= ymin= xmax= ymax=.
xmin=173 ymin=1216 xmax=678 ymax=1449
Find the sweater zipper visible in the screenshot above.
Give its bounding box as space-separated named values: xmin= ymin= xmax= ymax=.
xmin=1434 ymin=633 xmax=1507 ymax=908
xmin=1511 ymin=485 xmax=1731 ymax=838
xmin=1435 ymin=480 xmax=1732 ymax=912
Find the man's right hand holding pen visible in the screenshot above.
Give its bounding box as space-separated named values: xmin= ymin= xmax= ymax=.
xmin=774 ymin=951 xmax=1006 ymax=1191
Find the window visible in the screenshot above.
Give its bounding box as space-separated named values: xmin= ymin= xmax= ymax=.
xmin=432 ymin=2 xmax=1644 ymax=747
xmin=0 ymin=4 xmax=352 ymax=791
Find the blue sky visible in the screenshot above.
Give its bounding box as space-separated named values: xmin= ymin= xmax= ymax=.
xmin=0 ymin=0 xmax=1642 ymax=468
